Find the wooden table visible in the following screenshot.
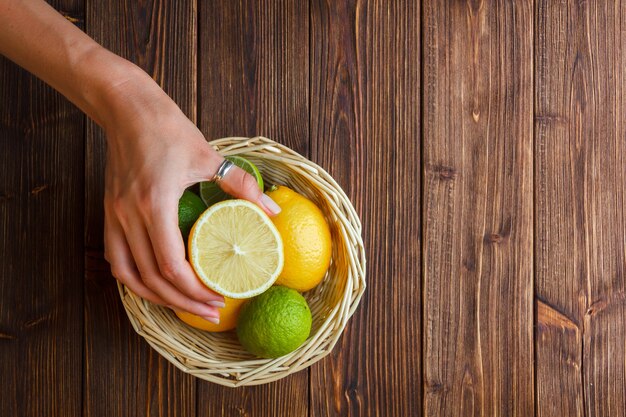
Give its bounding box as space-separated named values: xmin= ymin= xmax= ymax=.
xmin=1 ymin=1 xmax=625 ymax=416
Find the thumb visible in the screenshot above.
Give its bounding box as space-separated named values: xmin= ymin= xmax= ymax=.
xmin=216 ymin=163 xmax=281 ymax=217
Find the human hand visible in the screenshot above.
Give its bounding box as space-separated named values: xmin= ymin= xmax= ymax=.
xmin=101 ymin=67 xmax=281 ymax=322
xmin=0 ymin=0 xmax=282 ymax=322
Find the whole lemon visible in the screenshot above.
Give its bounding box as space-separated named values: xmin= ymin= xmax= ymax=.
xmin=237 ymin=286 xmax=312 ymax=358
xmin=265 ymin=185 xmax=332 ymax=292
xmin=175 ymin=296 xmax=246 ymax=332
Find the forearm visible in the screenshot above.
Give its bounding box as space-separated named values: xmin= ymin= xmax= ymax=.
xmin=0 ymin=0 xmax=159 ymax=128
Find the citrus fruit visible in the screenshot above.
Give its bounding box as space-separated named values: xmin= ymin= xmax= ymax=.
xmin=199 ymin=156 xmax=264 ymax=206
xmin=265 ymin=185 xmax=332 ymax=292
xmin=237 ymin=286 xmax=312 ymax=358
xmin=188 ymin=199 xmax=284 ymax=299
xmin=175 ymin=297 xmax=247 ymax=332
xmin=178 ymin=190 xmax=207 ymax=240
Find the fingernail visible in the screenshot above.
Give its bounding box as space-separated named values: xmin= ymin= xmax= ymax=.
xmin=260 ymin=194 xmax=281 ymax=215
xmin=203 ymin=316 xmax=220 ymax=324
xmin=207 ymin=300 xmax=226 ymax=308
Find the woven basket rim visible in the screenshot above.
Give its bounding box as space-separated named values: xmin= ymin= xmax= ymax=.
xmin=118 ymin=136 xmax=366 ymax=387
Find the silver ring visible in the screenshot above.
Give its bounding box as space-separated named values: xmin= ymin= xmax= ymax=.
xmin=212 ymin=159 xmax=235 ymax=183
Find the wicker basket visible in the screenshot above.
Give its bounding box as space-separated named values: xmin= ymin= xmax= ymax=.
xmin=117 ymin=136 xmax=366 ymax=387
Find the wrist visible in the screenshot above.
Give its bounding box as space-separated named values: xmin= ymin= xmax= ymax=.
xmin=75 ymin=47 xmax=169 ymax=131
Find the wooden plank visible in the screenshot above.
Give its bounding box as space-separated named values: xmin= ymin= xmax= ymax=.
xmin=309 ymin=1 xmax=421 ymax=416
xmin=536 ymin=300 xmax=584 ymax=416
xmin=197 ymin=1 xmax=309 ymax=415
xmin=535 ymin=1 xmax=626 ymax=415
xmin=0 ymin=1 xmax=84 ymax=415
xmin=534 ymin=1 xmax=586 ymax=414
xmin=422 ymin=1 xmax=534 ymax=415
xmin=84 ymin=1 xmax=197 ymax=416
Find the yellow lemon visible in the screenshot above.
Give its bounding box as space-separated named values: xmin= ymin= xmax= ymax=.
xmin=175 ymin=297 xmax=247 ymax=332
xmin=188 ymin=199 xmax=284 ymax=299
xmin=265 ymin=186 xmax=332 ymax=292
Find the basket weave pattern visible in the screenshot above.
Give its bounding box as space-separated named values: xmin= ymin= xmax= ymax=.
xmin=118 ymin=136 xmax=366 ymax=387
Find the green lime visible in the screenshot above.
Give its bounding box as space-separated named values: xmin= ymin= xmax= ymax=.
xmin=178 ymin=190 xmax=207 ymax=240
xmin=199 ymin=156 xmax=264 ymax=206
xmin=236 ymin=286 xmax=312 ymax=358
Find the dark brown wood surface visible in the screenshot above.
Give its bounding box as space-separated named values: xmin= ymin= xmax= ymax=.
xmin=1 ymin=1 xmax=625 ymax=416
xmin=422 ymin=1 xmax=534 ymax=415
xmin=535 ymin=1 xmax=626 ymax=415
xmin=0 ymin=0 xmax=85 ymax=415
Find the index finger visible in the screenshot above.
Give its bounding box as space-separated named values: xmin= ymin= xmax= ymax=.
xmin=217 ymin=164 xmax=281 ymax=216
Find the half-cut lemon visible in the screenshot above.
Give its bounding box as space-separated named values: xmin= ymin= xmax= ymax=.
xmin=188 ymin=200 xmax=284 ymax=299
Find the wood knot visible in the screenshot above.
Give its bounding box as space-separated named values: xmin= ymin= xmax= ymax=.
xmin=585 ymin=292 xmax=625 ymax=317
xmin=24 ymin=315 xmax=49 ymax=328
xmin=484 ymin=232 xmax=508 ymax=244
xmin=585 ymin=299 xmax=608 ymax=317
xmin=565 ymin=355 xmax=580 ymax=370
xmin=0 ymin=331 xmax=16 ymax=340
xmin=345 ymin=386 xmax=360 ymax=397
xmin=462 ymin=258 xmax=476 ymax=272
xmin=30 ymin=184 xmax=49 ymax=195
xmin=431 ymin=164 xmax=457 ymax=181
xmin=425 ymin=380 xmax=445 ymax=394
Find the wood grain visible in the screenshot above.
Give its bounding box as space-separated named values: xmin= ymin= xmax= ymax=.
xmin=309 ymin=1 xmax=421 ymax=416
xmin=536 ymin=299 xmax=584 ymax=416
xmin=422 ymin=1 xmax=534 ymax=415
xmin=2 ymin=1 xmax=626 ymax=415
xmin=197 ymin=2 xmax=309 ymax=415
xmin=199 ymin=0 xmax=309 ymax=150
xmin=84 ymin=1 xmax=197 ymax=416
xmin=535 ymin=1 xmax=626 ymax=415
xmin=0 ymin=2 xmax=84 ymax=416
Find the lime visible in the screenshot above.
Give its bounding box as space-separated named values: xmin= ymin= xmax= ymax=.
xmin=200 ymin=156 xmax=264 ymax=206
xmin=178 ymin=190 xmax=207 ymax=240
xmin=236 ymin=286 xmax=312 ymax=358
